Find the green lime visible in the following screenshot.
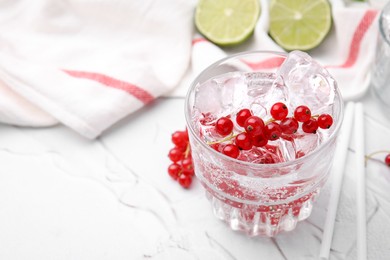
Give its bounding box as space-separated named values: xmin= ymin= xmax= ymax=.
xmin=269 ymin=0 xmax=332 ymax=51
xmin=195 ymin=0 xmax=261 ymax=46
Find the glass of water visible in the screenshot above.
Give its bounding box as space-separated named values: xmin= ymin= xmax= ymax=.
xmin=185 ymin=51 xmax=343 ymax=237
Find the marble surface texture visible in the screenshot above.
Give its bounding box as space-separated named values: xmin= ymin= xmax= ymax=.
xmin=1 ymin=84 xmax=390 ymax=260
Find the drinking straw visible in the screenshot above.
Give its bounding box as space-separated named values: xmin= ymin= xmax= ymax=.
xmin=319 ymin=102 xmax=355 ymax=260
xmin=354 ymin=102 xmax=367 ymax=260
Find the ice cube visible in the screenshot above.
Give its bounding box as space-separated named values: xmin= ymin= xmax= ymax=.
xmin=292 ymin=133 xmax=320 ymax=157
xmin=246 ymin=72 xmax=289 ymax=119
xmin=277 ymin=50 xmax=336 ymax=115
xmin=246 ymin=72 xmax=276 ymax=97
xmin=194 ymin=72 xmax=249 ymax=117
xmin=194 ymin=80 xmax=221 ymax=115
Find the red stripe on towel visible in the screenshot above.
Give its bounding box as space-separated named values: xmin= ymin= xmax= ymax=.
xmin=243 ymin=57 xmax=286 ymax=70
xmin=63 ymin=70 xmax=154 ymax=104
xmin=327 ymin=10 xmax=378 ymax=69
xmin=192 ymin=38 xmax=208 ymax=45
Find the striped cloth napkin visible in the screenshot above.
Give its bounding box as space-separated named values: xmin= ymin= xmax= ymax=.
xmin=0 ymin=0 xmax=195 ymax=138
xmin=0 ymin=0 xmax=380 ymax=138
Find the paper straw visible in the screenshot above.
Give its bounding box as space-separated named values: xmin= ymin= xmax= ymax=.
xmin=319 ymin=102 xmax=355 ymax=260
xmin=354 ymin=102 xmax=367 ymax=260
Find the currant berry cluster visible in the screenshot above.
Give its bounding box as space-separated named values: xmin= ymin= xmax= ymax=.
xmin=365 ymin=150 xmax=390 ymax=167
xmin=211 ymin=102 xmax=333 ymax=159
xmin=167 ymin=130 xmax=194 ymax=188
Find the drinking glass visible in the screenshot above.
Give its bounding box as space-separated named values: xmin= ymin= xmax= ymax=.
xmin=185 ymin=51 xmax=343 ymax=237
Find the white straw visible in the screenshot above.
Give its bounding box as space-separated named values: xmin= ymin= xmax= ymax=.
xmin=319 ymin=102 xmax=355 ymax=260
xmin=354 ymin=102 xmax=367 ymax=260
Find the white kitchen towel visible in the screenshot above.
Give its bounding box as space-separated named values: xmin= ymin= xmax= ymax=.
xmin=0 ymin=0 xmax=381 ymax=138
xmin=191 ymin=0 xmax=380 ymax=101
xmin=0 ymin=0 xmax=195 ymax=138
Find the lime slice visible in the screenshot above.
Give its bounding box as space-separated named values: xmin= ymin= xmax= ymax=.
xmin=195 ymin=0 xmax=260 ymax=46
xmin=269 ymin=0 xmax=332 ymax=51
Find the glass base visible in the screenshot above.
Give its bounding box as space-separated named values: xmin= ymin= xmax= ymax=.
xmin=206 ymin=189 xmax=319 ymax=237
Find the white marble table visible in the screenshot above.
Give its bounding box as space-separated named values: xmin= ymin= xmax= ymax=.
xmin=1 ymin=85 xmax=390 ymax=259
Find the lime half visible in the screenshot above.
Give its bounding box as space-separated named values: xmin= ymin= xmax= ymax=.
xmin=195 ymin=0 xmax=260 ymax=46
xmin=269 ymin=0 xmax=332 ymax=51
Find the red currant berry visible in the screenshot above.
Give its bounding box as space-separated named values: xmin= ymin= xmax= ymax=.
xmin=251 ymin=133 xmax=268 ymax=147
xmin=181 ymin=157 xmax=194 ymax=174
xmin=182 ymin=168 xmax=194 ymax=177
xmin=302 ymin=118 xmax=319 ymax=134
xmin=244 ymin=116 xmax=265 ymax=136
xmin=235 ymin=132 xmax=253 ymax=150
xmin=317 ymin=114 xmax=333 ymax=129
xmin=174 ymin=144 xmax=187 ymax=153
xmin=168 ymin=163 xmax=181 ymax=180
xmin=168 ymin=147 xmax=183 ymax=162
xmin=178 ymin=174 xmax=192 ymax=188
xmin=270 ymin=102 xmax=288 ymax=120
xmin=294 ymin=105 xmax=311 ymax=122
xmin=210 ymin=143 xmax=221 ymax=152
xmin=215 ymin=117 xmax=234 ymax=136
xmin=265 ymin=122 xmax=282 ymax=141
xmin=296 ymin=151 xmax=305 ymax=159
xmin=385 ymin=154 xmax=390 ymax=167
xmin=279 ymin=117 xmax=299 ymax=134
xmin=222 ymin=144 xmax=240 ymax=159
xmin=171 ymin=130 xmax=188 ymax=148
xmin=236 ymin=109 xmax=252 ymax=127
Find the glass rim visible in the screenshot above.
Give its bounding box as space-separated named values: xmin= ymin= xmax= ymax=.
xmin=184 ymin=50 xmax=344 ymax=173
